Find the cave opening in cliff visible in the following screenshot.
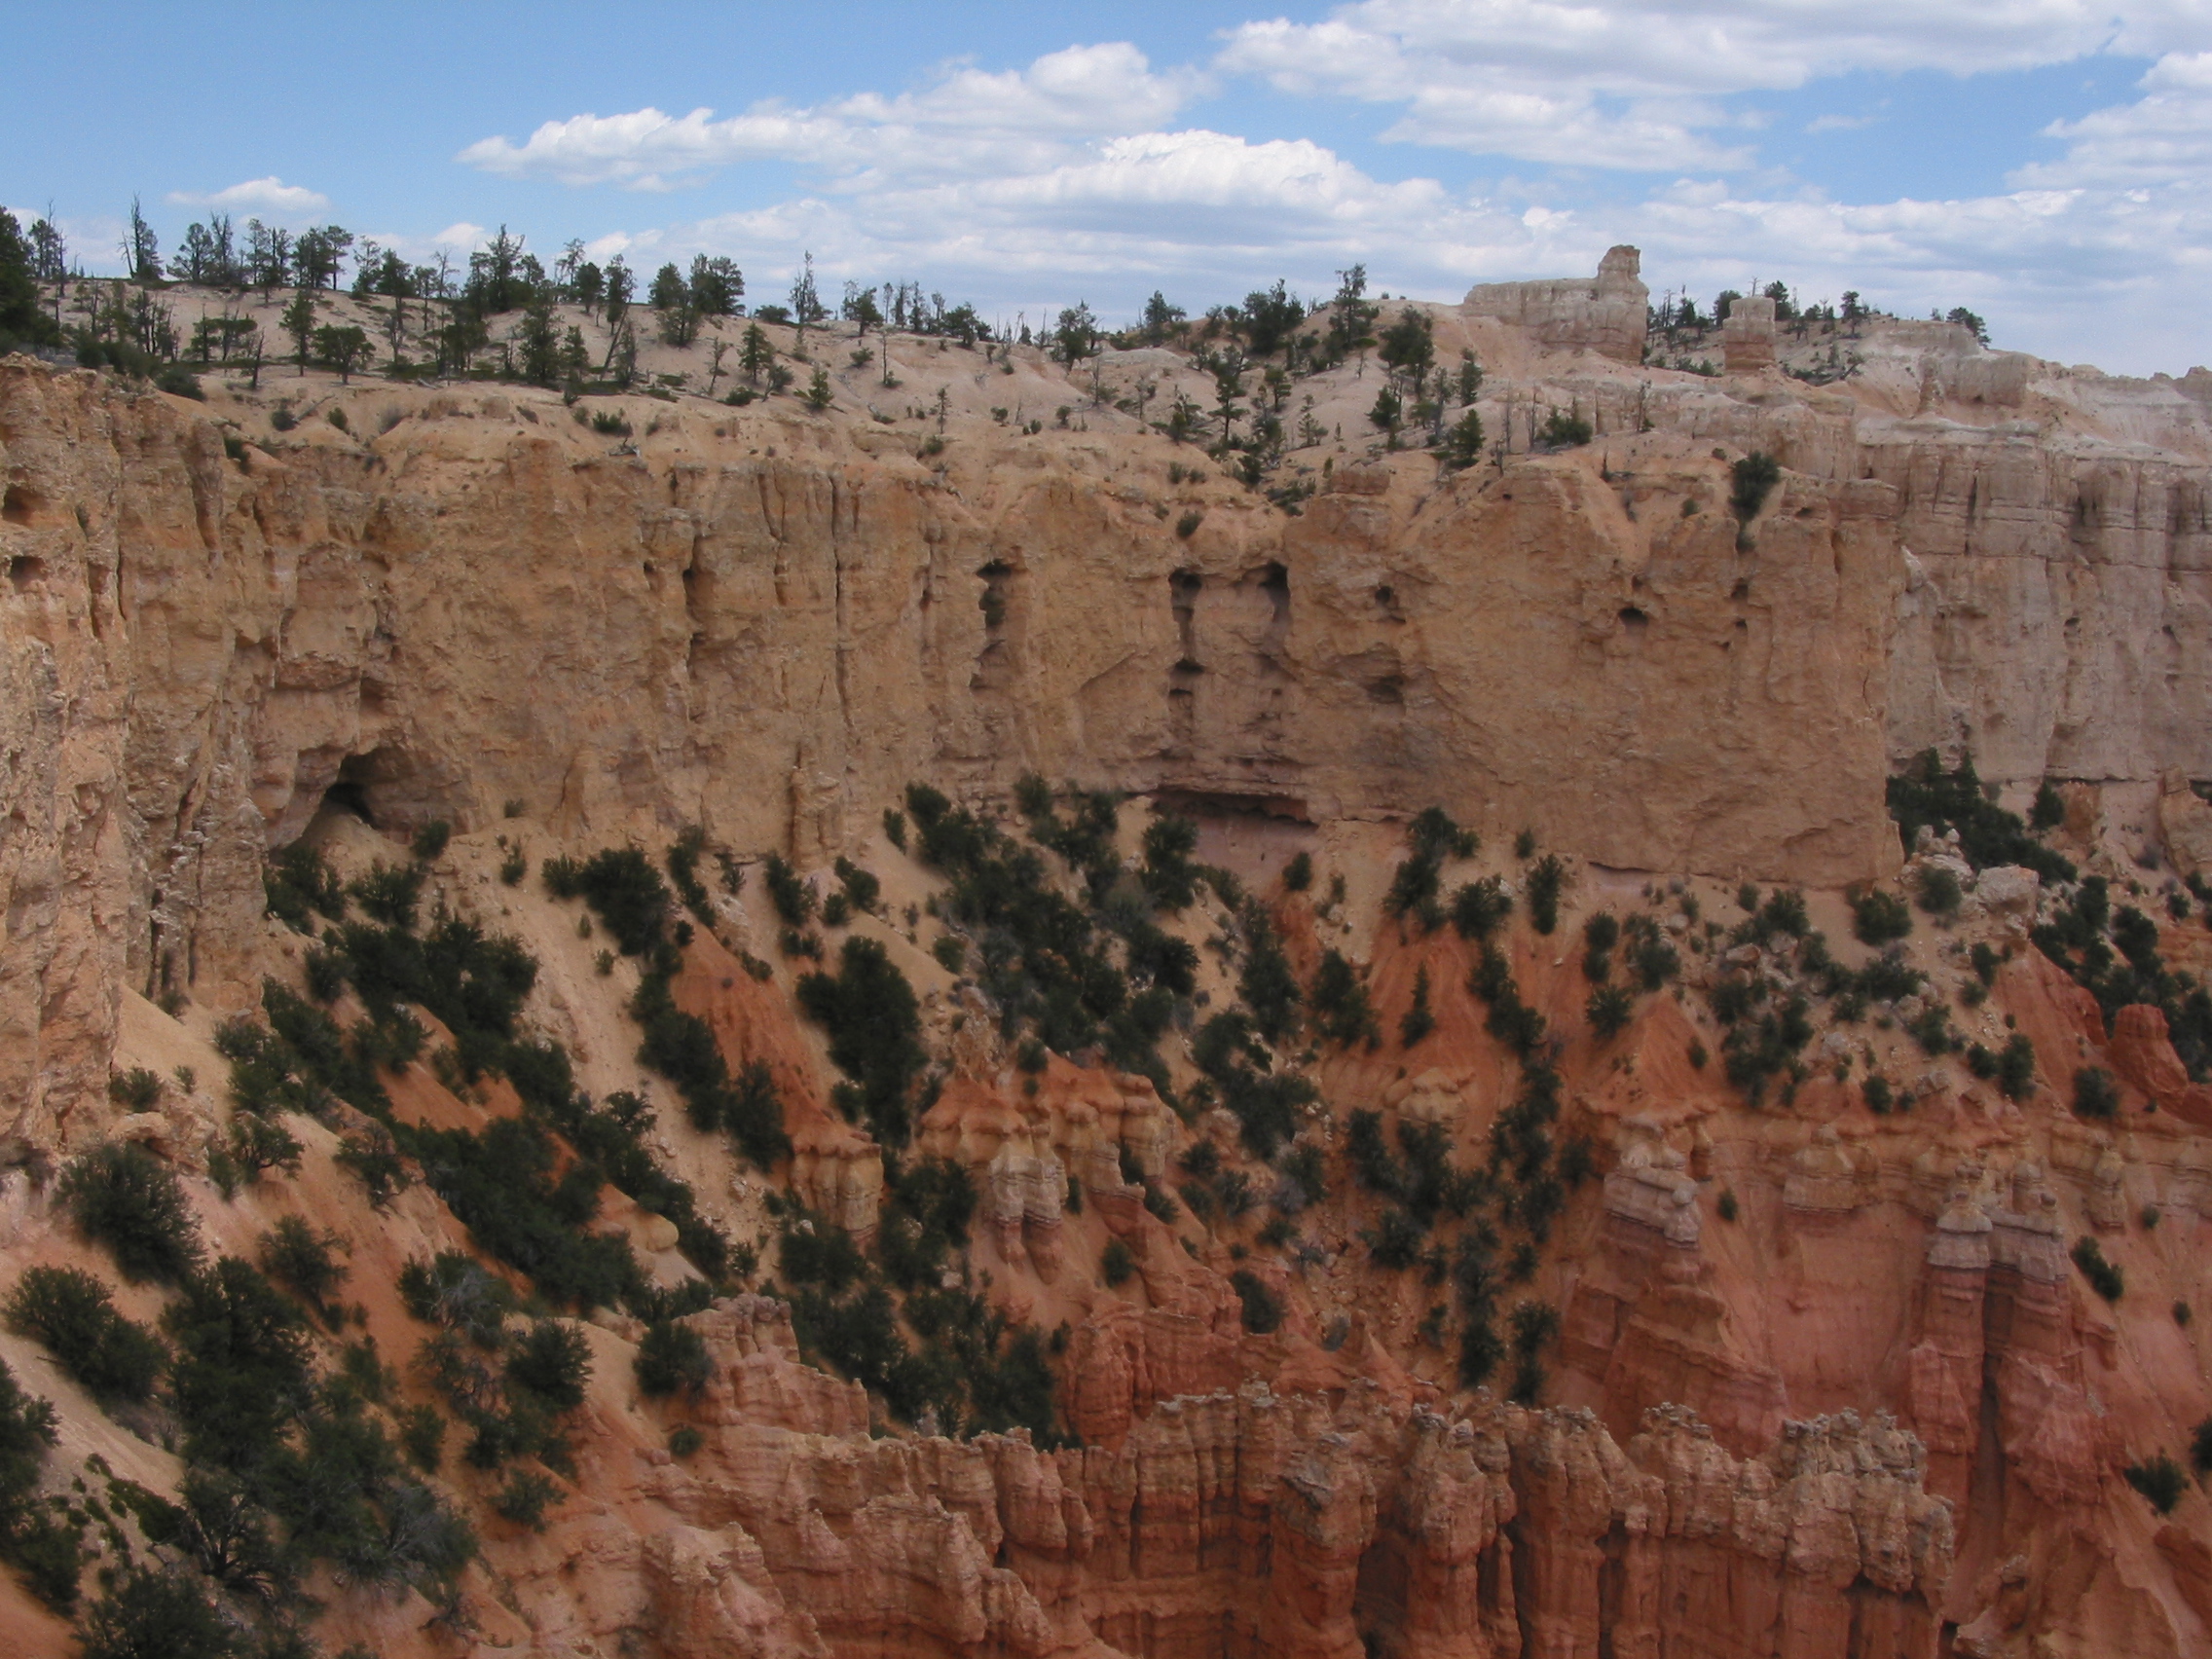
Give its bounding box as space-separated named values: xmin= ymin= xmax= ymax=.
xmin=324 ymin=755 xmax=379 ymax=825
xmin=322 ymin=745 xmax=431 ymax=832
xmin=1253 ymin=560 xmax=1290 ymax=653
xmin=1 ymin=484 xmax=35 ymax=526
xmin=1170 ymin=569 xmax=1202 ymax=665
xmin=1150 ymin=788 xmax=1309 ymax=823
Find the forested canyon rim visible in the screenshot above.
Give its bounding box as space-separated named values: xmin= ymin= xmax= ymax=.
xmin=3 ymin=254 xmax=2212 ymax=1657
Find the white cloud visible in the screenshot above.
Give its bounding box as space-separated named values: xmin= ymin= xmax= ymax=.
xmin=458 ymin=43 xmax=1203 ymax=191
xmin=2015 ymin=51 xmax=2212 ymax=187
xmin=1217 ymin=2 xmax=2212 ymax=168
xmin=164 ymin=176 xmax=329 ymax=214
xmin=1805 ymin=111 xmax=1881 ymax=132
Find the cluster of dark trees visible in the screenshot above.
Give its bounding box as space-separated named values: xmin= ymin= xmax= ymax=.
xmin=1649 ymin=279 xmax=1989 ymax=346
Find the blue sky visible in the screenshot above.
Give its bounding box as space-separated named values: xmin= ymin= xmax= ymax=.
xmin=8 ymin=1 xmax=2211 ymax=372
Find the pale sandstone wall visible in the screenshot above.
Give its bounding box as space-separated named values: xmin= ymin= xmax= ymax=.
xmin=1462 ymin=244 xmax=1649 ymax=367
xmin=6 ymin=342 xmax=2212 ymax=1149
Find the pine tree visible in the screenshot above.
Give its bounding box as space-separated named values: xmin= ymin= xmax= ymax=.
xmin=280 ymin=288 xmax=319 ymax=375
xmin=123 ymin=197 xmax=161 ymax=283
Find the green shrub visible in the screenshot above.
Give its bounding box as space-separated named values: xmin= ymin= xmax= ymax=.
xmin=544 ymin=847 xmax=670 ymax=955
xmin=2125 ymin=1454 xmax=2187 ymax=1514
xmin=795 ymin=937 xmax=925 ymax=1147
xmin=410 ymin=820 xmax=452 ymax=861
xmin=407 ymin=1119 xmax=645 ymax=1312
xmin=1993 ymin=1034 xmax=2037 ymax=1101
xmin=1851 ymin=889 xmax=1912 ymax=944
xmin=1906 ymin=1003 xmax=1954 ymax=1056
xmin=135 ymin=1468 xmax=286 ymax=1606
xmin=834 ymin=857 xmax=881 ymax=913
xmin=4 ymin=1500 xmax=83 ymax=1612
xmin=1229 ymin=1270 xmax=1283 ymax=1334
xmin=669 ymin=1425 xmax=704 ymax=1458
xmin=106 ymin=1068 xmax=163 ymax=1111
xmin=506 ymin=1321 xmax=592 ymax=1414
xmin=493 ymin=1470 xmax=563 ymax=1531
xmin=498 ymin=848 xmax=528 ymax=886
xmin=1309 ymin=949 xmax=1379 ymax=1048
xmin=1730 ymin=452 xmax=1781 ymax=520
xmin=162 ymin=1257 xmax=315 ymax=1470
xmin=399 ymin=1404 xmax=445 ymax=1472
xmin=1888 ymin=751 xmax=2075 ymax=883
xmin=4 ymin=1267 xmax=165 ymax=1406
xmin=933 ymin=935 xmax=967 ymax=973
xmin=349 ymin=861 xmax=425 ymax=929
xmin=259 ymin=1217 xmax=349 ymax=1325
xmin=1716 ymin=1189 xmax=1738 ymax=1222
xmin=635 ymin=1320 xmax=712 ymax=1398
xmin=1457 ymin=1319 xmax=1504 ymax=1388
xmin=336 ymin=1125 xmax=411 ymax=1208
xmin=1915 ymin=865 xmax=1963 ymax=915
xmin=1240 ymin=908 xmax=1304 ymax=1045
xmin=1101 ymin=1238 xmax=1136 ymax=1287
xmin=58 ymin=1144 xmax=203 ymax=1285
xmin=2194 ymin=1417 xmax=2212 ymax=1475
xmin=2074 ymin=1066 xmax=2120 ymax=1120
xmin=1139 ymin=814 xmax=1201 ymax=909
xmin=2032 ymin=781 xmax=2065 ymax=830
xmin=665 ymin=828 xmax=715 ymax=924
xmin=77 ymin=1567 xmax=237 ymax=1659
xmin=1526 ymin=855 xmax=1566 ymax=935
xmin=1363 ymin=1207 xmax=1424 ymax=1271
xmin=0 ymin=1357 xmax=57 ymax=1569
xmin=1587 ymin=984 xmax=1633 ymax=1039
xmin=1539 ymin=408 xmax=1591 ymax=448
xmin=1862 ymin=1075 xmax=1895 ymax=1114
xmin=227 ymin=1111 xmax=303 ymax=1184
xmin=1510 ymin=1300 xmax=1559 ymax=1358
xmin=2072 ymin=1235 xmax=2124 ymax=1302
xmin=1399 ymin=965 xmax=1436 ymax=1048
xmin=1283 ymin=852 xmax=1312 ymax=892
xmin=763 ymin=854 xmax=815 ymax=927
xmin=1452 ymin=877 xmax=1511 ymax=940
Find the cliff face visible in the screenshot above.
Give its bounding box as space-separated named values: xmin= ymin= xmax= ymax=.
xmin=0 ymin=354 xmax=1905 ymax=1143
xmin=22 ymin=322 xmax=2201 ymax=1139
xmin=7 ymin=311 xmax=2212 ymax=1658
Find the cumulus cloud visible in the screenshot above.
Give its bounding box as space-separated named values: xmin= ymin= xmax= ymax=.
xmin=2015 ymin=51 xmax=2212 ymax=188
xmin=458 ymin=43 xmax=1203 ymax=190
xmin=1804 ymin=111 xmax=1882 ymax=133
xmin=164 ymin=176 xmax=330 ymax=213
xmin=1218 ymin=2 xmax=2212 ymax=167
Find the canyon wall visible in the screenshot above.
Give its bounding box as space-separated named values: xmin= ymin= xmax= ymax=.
xmin=9 ymin=325 xmax=2212 ymax=1655
xmin=7 ymin=340 xmax=2212 ymax=1143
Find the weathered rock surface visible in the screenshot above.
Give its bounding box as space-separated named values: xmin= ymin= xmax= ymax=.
xmin=1463 ymin=244 xmax=1650 ymax=366
xmin=10 ymin=307 xmax=2212 ymax=1657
